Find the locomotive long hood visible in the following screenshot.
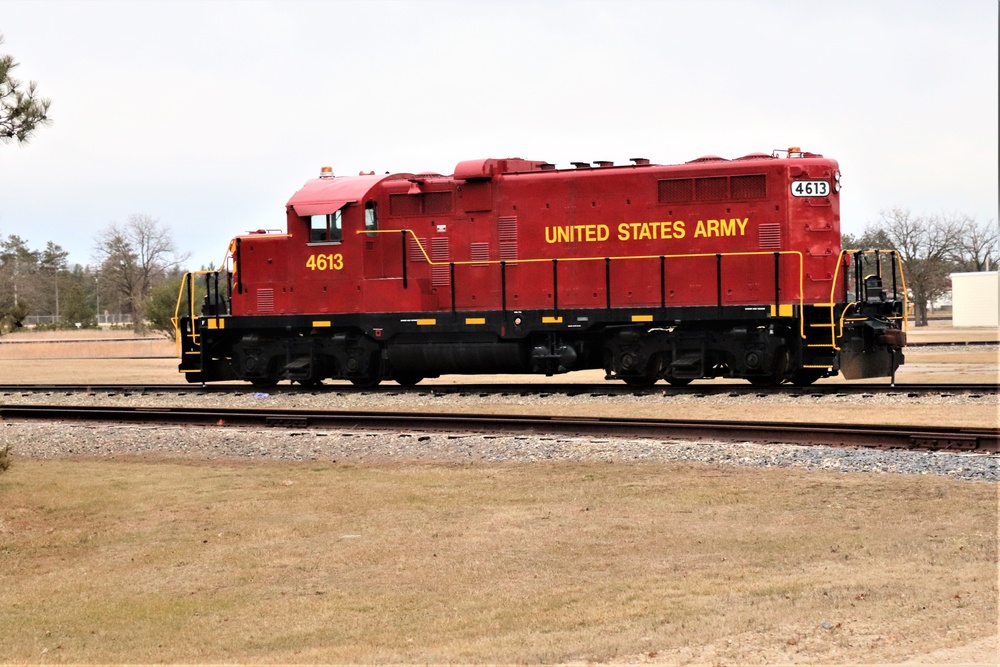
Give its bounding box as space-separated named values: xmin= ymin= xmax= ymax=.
xmin=286 ymin=172 xmax=392 ymax=216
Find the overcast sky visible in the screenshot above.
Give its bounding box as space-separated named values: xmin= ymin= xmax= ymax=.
xmin=1 ymin=0 xmax=997 ymax=269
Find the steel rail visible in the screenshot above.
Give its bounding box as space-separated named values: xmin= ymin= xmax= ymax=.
xmin=0 ymin=382 xmax=996 ymax=396
xmin=1 ymin=405 xmax=996 ymax=454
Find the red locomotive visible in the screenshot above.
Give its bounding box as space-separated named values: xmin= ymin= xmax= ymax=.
xmin=175 ymin=148 xmax=907 ymax=387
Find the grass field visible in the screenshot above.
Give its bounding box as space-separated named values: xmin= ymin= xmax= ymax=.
xmin=1 ymin=458 xmax=996 ymax=664
xmin=1 ymin=324 xmax=998 ymax=663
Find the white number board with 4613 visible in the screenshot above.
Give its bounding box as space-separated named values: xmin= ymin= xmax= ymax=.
xmin=790 ymin=180 xmax=830 ymax=197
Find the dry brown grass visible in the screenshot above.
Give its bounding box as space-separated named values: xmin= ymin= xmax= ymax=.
xmin=0 ymin=457 xmax=995 ymax=664
xmin=0 ymin=331 xmax=174 ymax=360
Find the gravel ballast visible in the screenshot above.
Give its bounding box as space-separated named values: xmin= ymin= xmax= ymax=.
xmin=4 ymin=421 xmax=997 ymax=483
xmin=2 ymin=387 xmax=996 ymax=482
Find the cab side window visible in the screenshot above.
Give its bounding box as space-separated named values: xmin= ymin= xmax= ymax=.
xmin=364 ymin=201 xmax=378 ymax=237
xmin=310 ymin=210 xmax=342 ymax=243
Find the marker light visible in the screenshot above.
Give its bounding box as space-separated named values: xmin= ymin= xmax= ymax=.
xmin=319 ymin=166 xmax=334 ymax=178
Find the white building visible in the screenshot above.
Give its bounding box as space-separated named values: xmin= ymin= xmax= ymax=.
xmin=950 ymin=271 xmax=999 ymax=327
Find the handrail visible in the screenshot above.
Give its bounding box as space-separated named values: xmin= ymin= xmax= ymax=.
xmin=172 ymin=270 xmax=219 ymax=357
xmin=359 ymin=229 xmax=807 ymax=338
xmin=828 ymin=249 xmax=909 ymax=350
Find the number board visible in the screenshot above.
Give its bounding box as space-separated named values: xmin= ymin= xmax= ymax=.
xmin=790 ymin=180 xmax=830 ymax=197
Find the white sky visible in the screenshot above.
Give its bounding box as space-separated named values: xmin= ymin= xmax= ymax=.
xmin=1 ymin=0 xmax=997 ymax=269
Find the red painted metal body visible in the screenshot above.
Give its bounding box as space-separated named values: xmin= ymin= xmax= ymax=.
xmin=177 ymin=149 xmax=905 ymax=387
xmin=231 ymin=152 xmax=842 ymax=318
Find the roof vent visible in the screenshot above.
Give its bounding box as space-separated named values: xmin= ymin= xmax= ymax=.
xmin=571 ymin=161 xmax=591 ymax=169
xmin=630 ymin=157 xmax=650 ymax=166
xmin=686 ymin=155 xmax=729 ymax=163
xmin=594 ymin=160 xmax=613 ymax=168
xmin=539 ymin=163 xmax=557 ymax=171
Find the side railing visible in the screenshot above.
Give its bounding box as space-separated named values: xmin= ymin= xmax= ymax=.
xmin=823 ymin=249 xmax=909 ymax=351
xmin=361 ymin=229 xmax=810 ymax=339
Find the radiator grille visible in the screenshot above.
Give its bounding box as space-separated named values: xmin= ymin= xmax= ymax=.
xmin=389 ymin=192 xmax=453 ymax=216
xmin=658 ymin=178 xmax=693 ymax=203
xmin=390 ymin=193 xmax=421 ymax=216
xmin=695 ymin=177 xmax=727 ymax=200
xmin=730 ymin=174 xmax=766 ymax=199
xmin=658 ymin=174 xmax=766 ymax=202
xmin=423 ymin=192 xmax=452 ymax=215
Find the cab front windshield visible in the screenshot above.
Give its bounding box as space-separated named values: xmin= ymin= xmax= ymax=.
xmin=309 ymin=210 xmax=342 ymax=243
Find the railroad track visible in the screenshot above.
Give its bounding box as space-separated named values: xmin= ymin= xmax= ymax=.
xmin=0 ymin=382 xmax=996 ymax=397
xmin=1 ymin=404 xmax=996 ymax=454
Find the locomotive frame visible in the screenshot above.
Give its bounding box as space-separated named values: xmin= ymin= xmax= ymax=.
xmin=174 ymin=149 xmax=908 ymax=387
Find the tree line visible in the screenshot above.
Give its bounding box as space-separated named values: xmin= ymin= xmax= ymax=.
xmin=0 ymin=214 xmax=189 ymax=335
xmin=843 ymin=209 xmax=997 ymax=326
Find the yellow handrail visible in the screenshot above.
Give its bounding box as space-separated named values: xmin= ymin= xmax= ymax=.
xmin=360 ymin=229 xmax=807 ymax=338
xmin=172 ymin=270 xmax=220 ymax=357
xmin=827 ymin=249 xmax=910 ymax=350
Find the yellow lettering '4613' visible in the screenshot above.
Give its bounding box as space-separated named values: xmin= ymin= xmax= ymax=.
xmin=306 ymin=253 xmax=344 ymax=271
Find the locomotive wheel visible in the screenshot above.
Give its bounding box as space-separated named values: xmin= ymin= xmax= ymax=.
xmin=746 ymin=347 xmax=791 ymax=387
xmin=349 ymin=357 xmax=383 ymax=388
xmin=392 ymin=374 xmax=424 ymax=387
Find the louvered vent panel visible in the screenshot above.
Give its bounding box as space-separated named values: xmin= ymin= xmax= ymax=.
xmin=498 ymin=216 xmax=518 ymax=260
xmin=256 ymin=288 xmax=274 ymax=313
xmin=431 ymin=237 xmax=449 ymax=260
xmin=759 ymin=224 xmax=781 ymax=249
xmin=658 ymin=178 xmax=693 ymax=203
xmin=408 ymin=237 xmax=428 ymax=262
xmin=470 ymin=242 xmax=490 ymax=266
xmin=695 ymin=177 xmax=728 ymax=200
xmin=731 ymin=174 xmax=766 ymax=199
xmin=431 ymin=237 xmax=450 ymax=286
xmin=498 ymin=216 xmax=518 ymax=241
xmin=499 ymin=242 xmax=518 ymax=260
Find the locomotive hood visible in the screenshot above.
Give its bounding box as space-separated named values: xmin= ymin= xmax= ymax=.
xmin=286 ymin=172 xmax=392 ymax=216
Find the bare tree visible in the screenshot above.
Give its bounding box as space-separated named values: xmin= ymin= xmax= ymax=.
xmin=863 ymin=208 xmax=962 ymax=327
xmin=93 ymin=214 xmax=187 ymax=334
xmin=0 ymin=34 xmax=52 ymax=145
xmin=952 ymin=216 xmax=998 ymax=272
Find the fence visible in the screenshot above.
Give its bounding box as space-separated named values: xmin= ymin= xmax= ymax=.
xmin=22 ymin=314 xmax=134 ymax=326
